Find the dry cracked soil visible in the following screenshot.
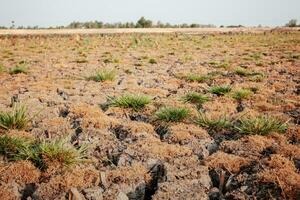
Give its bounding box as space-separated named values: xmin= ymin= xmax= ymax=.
xmin=0 ymin=29 xmax=299 ymax=200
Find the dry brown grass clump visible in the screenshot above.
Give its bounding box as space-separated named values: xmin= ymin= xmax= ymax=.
xmin=259 ymin=154 xmax=300 ymax=199
xmin=129 ymin=137 xmax=193 ymax=161
xmin=36 ymin=165 xmax=99 ymax=199
xmin=167 ymin=123 xmax=209 ymax=144
xmin=0 ymin=183 xmax=19 ymax=200
xmin=220 ymin=135 xmax=275 ymax=159
xmin=69 ymin=103 xmax=119 ymax=129
xmin=0 ymin=160 xmax=40 ymax=185
xmin=107 ymin=163 xmax=150 ymax=185
xmin=206 ymin=151 xmax=251 ymax=173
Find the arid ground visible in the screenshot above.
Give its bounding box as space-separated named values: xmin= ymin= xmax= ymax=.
xmin=0 ymin=29 xmax=299 ymax=200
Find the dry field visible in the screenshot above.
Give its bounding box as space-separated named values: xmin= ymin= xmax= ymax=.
xmin=0 ymin=29 xmax=299 ymax=200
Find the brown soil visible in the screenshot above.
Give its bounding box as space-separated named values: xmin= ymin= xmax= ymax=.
xmin=0 ymin=29 xmax=299 ymax=199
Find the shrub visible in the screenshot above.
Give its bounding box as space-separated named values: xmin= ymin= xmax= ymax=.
xmin=235 ymin=116 xmax=288 ymax=135
xmin=155 ymin=107 xmax=190 ymax=122
xmin=196 ymin=112 xmax=232 ymax=131
xmin=87 ymin=69 xmax=116 ymax=82
xmin=182 ymin=92 xmax=209 ymax=107
xmin=209 ymin=85 xmax=231 ymax=96
xmin=109 ymin=94 xmax=151 ymax=111
xmin=232 ymin=89 xmax=252 ymax=101
xmin=0 ymin=104 xmax=29 ymax=130
xmin=9 ymin=66 xmax=27 ymax=75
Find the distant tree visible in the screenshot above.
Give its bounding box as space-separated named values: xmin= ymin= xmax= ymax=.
xmin=286 ymin=19 xmax=297 ymax=27
xmin=136 ymin=17 xmax=152 ymax=28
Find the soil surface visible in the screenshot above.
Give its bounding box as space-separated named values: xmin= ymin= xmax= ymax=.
xmin=0 ymin=29 xmax=299 ymax=200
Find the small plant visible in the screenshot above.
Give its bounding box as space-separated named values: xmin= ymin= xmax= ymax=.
xmin=232 ymin=89 xmax=253 ymax=101
xmin=9 ymin=66 xmax=27 ymax=75
xmin=38 ymin=138 xmax=88 ymax=167
xmin=0 ymin=104 xmax=29 ymax=130
xmin=209 ymin=85 xmax=231 ymax=96
xmin=235 ymin=116 xmax=288 ymax=136
xmin=155 ymin=107 xmax=190 ymax=122
xmin=0 ymin=135 xmax=33 ymax=160
xmin=109 ymin=94 xmax=151 ymax=111
xmin=149 ymin=58 xmax=157 ymax=64
xmin=87 ymin=69 xmax=116 ymax=82
xmin=182 ymin=92 xmax=209 ymax=108
xmin=235 ymin=67 xmax=249 ymax=76
xmin=196 ymin=112 xmax=232 ymax=131
xmin=184 ymin=74 xmax=212 ymax=83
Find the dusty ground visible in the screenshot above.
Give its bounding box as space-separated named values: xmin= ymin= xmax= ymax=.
xmin=0 ymin=29 xmax=299 ymax=199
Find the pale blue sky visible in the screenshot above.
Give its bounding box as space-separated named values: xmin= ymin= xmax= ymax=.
xmin=0 ymin=0 xmax=299 ymax=27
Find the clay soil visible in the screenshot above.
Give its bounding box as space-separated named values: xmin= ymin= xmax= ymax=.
xmin=0 ymin=29 xmax=299 ymax=200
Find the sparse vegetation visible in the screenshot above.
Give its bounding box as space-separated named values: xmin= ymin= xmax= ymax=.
xmin=0 ymin=64 xmax=5 ymax=73
xmin=183 ymin=74 xmax=212 ymax=83
xmin=209 ymin=85 xmax=231 ymax=96
xmin=155 ymin=107 xmax=190 ymax=122
xmin=231 ymin=89 xmax=253 ymax=101
xmin=235 ymin=116 xmax=288 ymax=135
xmin=0 ymin=135 xmax=33 ymax=160
xmin=149 ymin=58 xmax=157 ymax=64
xmin=0 ymin=104 xmax=29 ymax=130
xmin=38 ymin=138 xmax=88 ymax=167
xmin=87 ymin=69 xmax=116 ymax=82
xmin=109 ymin=94 xmax=151 ymax=111
xmin=182 ymin=92 xmax=209 ymax=107
xmin=0 ymin=135 xmax=87 ymax=168
xmin=9 ymin=65 xmax=27 ymax=75
xmin=196 ymin=112 xmax=232 ymax=131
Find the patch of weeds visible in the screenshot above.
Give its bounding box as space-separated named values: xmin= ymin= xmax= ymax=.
xmin=184 ymin=74 xmax=212 ymax=83
xmin=209 ymin=85 xmax=231 ymax=96
xmin=182 ymin=92 xmax=209 ymax=108
xmin=196 ymin=112 xmax=233 ymax=132
xmin=0 ymin=104 xmax=29 ymax=130
xmin=108 ymin=94 xmax=151 ymax=111
xmin=9 ymin=66 xmax=28 ymax=75
xmin=235 ymin=67 xmax=249 ymax=76
xmin=208 ymin=61 xmax=230 ymax=69
xmin=235 ymin=116 xmax=288 ymax=135
xmin=37 ymin=138 xmax=88 ymax=167
xmin=0 ymin=135 xmax=33 ymax=160
xmin=231 ymin=89 xmax=253 ymax=101
xmin=87 ymin=69 xmax=116 ymax=82
xmin=149 ymin=58 xmax=157 ymax=64
xmin=155 ymin=107 xmax=190 ymax=122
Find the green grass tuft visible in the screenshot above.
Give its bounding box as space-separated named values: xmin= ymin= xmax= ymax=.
xmin=0 ymin=104 xmax=29 ymax=130
xmin=109 ymin=94 xmax=151 ymax=111
xmin=38 ymin=138 xmax=88 ymax=167
xmin=0 ymin=135 xmax=33 ymax=160
xmin=149 ymin=58 xmax=157 ymax=64
xmin=209 ymin=85 xmax=231 ymax=96
xmin=196 ymin=112 xmax=232 ymax=131
xmin=235 ymin=116 xmax=288 ymax=135
xmin=182 ymin=92 xmax=209 ymax=107
xmin=155 ymin=107 xmax=190 ymax=122
xmin=9 ymin=66 xmax=27 ymax=75
xmin=87 ymin=69 xmax=116 ymax=82
xmin=231 ymin=89 xmax=253 ymax=101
